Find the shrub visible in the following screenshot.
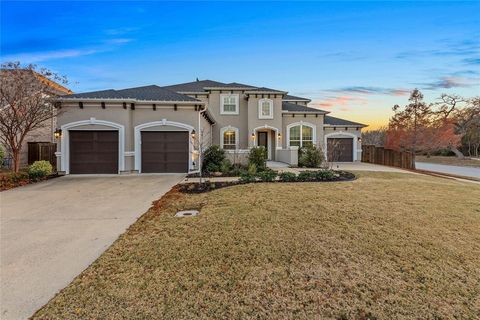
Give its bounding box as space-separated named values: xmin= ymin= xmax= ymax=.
xmin=220 ymin=159 xmax=232 ymax=174
xmin=247 ymin=163 xmax=257 ymax=175
xmin=239 ymin=172 xmax=256 ymax=183
xmin=248 ymin=146 xmax=267 ymax=171
xmin=0 ymin=145 xmax=4 ymax=166
xmin=297 ymin=171 xmax=316 ymax=182
xmin=314 ymin=169 xmax=336 ymax=180
xmin=298 ymin=145 xmax=324 ymax=168
xmin=230 ymin=165 xmax=247 ymax=177
xmin=203 ymin=145 xmax=226 ymax=173
xmin=279 ymin=171 xmax=297 ymax=182
xmin=28 ymin=160 xmax=53 ymax=179
xmin=257 ymin=169 xmax=277 ymax=182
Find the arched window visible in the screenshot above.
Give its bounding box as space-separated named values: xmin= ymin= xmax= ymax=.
xmin=287 ymin=122 xmax=315 ymax=147
xmin=220 ymin=126 xmax=239 ymax=150
xmin=258 ymin=99 xmax=273 ymax=119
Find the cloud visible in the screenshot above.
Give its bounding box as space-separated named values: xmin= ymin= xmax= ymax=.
xmin=331 ymin=86 xmax=410 ymax=96
xmin=395 ymin=37 xmax=480 ymax=60
xmin=1 ymin=48 xmax=100 ymax=63
xmin=417 ymin=76 xmax=479 ymax=90
xmin=309 ymin=95 xmax=368 ymax=110
xmin=1 ymin=38 xmax=133 ymax=63
xmin=463 ymin=57 xmax=480 ymax=65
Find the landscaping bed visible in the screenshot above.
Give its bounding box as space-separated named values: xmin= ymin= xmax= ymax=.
xmin=0 ymin=160 xmax=57 ymax=191
xmin=180 ymin=170 xmax=356 ymax=193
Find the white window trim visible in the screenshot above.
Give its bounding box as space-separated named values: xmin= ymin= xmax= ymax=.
xmin=258 ymin=98 xmax=273 ymax=119
xmin=286 ymin=121 xmax=317 ymax=148
xmin=220 ymin=93 xmax=239 ymax=115
xmin=220 ymin=126 xmax=239 ymax=150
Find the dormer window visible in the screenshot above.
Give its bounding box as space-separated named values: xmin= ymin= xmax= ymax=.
xmin=258 ymin=98 xmax=273 ymax=119
xmin=220 ymin=94 xmax=239 ymax=115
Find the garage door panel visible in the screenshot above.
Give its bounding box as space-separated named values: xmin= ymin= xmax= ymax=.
xmin=141 ymin=131 xmax=189 ymax=173
xmin=70 ymin=131 xmax=118 ymax=174
xmin=327 ymin=138 xmax=353 ymax=162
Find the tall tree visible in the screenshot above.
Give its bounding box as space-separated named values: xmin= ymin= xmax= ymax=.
xmin=0 ymin=62 xmax=68 ymax=172
xmin=361 ymin=126 xmax=387 ymax=146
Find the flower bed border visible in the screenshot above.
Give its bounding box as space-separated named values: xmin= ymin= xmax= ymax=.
xmin=179 ymin=171 xmax=356 ymax=194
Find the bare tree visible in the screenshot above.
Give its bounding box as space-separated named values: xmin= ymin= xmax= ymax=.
xmin=192 ymin=127 xmax=212 ymax=184
xmin=0 ymin=62 xmax=68 ymax=172
xmin=362 ymin=127 xmax=387 ymax=146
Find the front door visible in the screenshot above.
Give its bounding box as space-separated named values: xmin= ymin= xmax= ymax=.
xmin=257 ymin=131 xmax=269 ymax=159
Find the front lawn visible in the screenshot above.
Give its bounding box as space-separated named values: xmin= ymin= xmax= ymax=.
xmin=416 ymin=155 xmax=480 ymax=168
xmin=33 ymin=172 xmax=480 ymax=319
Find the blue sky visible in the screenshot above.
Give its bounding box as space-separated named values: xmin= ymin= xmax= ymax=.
xmin=1 ymin=1 xmax=479 ymax=128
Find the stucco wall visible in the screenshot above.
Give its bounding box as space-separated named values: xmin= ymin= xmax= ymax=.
xmin=56 ymin=102 xmax=207 ymax=172
xmin=324 ymin=127 xmax=362 ymax=161
xmin=281 ymin=114 xmax=325 ymax=149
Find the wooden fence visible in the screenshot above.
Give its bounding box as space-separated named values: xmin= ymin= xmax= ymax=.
xmin=28 ymin=142 xmax=57 ymax=167
xmin=362 ymin=145 xmax=415 ymax=169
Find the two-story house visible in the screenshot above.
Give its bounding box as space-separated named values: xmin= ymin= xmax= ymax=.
xmin=55 ymin=80 xmax=366 ymax=174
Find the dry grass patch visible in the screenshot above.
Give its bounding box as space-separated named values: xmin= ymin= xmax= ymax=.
xmin=33 ymin=172 xmax=480 ymax=319
xmin=416 ymin=155 xmax=480 ymax=168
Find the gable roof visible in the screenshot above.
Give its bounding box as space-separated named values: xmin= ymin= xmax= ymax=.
xmin=62 ymin=85 xmax=199 ymax=102
xmin=163 ymin=80 xmax=227 ymax=93
xmin=283 ymin=94 xmax=311 ymax=102
xmin=282 ymin=102 xmax=328 ymax=114
xmin=324 ymin=115 xmax=367 ymax=127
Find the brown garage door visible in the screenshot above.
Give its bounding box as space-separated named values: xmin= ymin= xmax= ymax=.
xmin=70 ymin=131 xmax=118 ymax=174
xmin=327 ymin=138 xmax=353 ymax=162
xmin=141 ymin=131 xmax=189 ymax=173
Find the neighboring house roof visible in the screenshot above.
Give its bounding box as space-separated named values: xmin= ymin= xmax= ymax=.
xmin=324 ymin=115 xmax=367 ymax=127
xmin=61 ymin=85 xmax=200 ymax=102
xmin=283 ymin=94 xmax=311 ymax=102
xmin=282 ymin=102 xmax=328 ymax=114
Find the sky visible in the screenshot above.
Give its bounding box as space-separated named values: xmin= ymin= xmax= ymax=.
xmin=1 ymin=1 xmax=479 ymax=129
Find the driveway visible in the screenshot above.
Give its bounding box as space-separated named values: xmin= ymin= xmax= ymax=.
xmin=0 ymin=174 xmax=184 ymax=320
xmin=416 ymin=162 xmax=480 ymax=179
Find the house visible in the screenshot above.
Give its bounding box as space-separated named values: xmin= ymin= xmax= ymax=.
xmin=0 ymin=69 xmax=72 ymax=168
xmin=55 ymin=80 xmax=367 ymax=174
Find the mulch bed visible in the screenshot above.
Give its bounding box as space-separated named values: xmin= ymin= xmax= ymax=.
xmin=179 ymin=171 xmax=356 ymax=194
xmin=0 ymin=172 xmax=60 ymax=191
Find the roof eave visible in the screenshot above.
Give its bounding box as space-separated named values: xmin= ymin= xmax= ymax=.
xmin=246 ymin=91 xmax=287 ymax=95
xmin=58 ymin=98 xmax=205 ymax=104
xmin=281 ymin=110 xmax=329 ymax=114
xmin=324 ymin=124 xmax=368 ymax=128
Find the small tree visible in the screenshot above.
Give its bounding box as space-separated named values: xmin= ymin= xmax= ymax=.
xmin=362 ymin=127 xmax=387 ymax=146
xmin=0 ymin=62 xmax=68 ymax=172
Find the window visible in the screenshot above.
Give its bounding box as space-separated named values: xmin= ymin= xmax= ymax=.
xmin=289 ymin=126 xmax=301 ymax=147
xmin=220 ymin=126 xmax=239 ymax=150
xmin=288 ymin=123 xmax=315 ymax=147
xmin=220 ymin=94 xmax=239 ymax=115
xmin=258 ymin=99 xmax=273 ymax=119
xmin=223 ymin=130 xmax=236 ymax=149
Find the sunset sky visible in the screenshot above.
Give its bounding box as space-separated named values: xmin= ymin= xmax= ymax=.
xmin=2 ymin=1 xmax=479 ymax=129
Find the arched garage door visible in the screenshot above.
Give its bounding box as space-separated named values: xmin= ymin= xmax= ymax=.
xmin=69 ymin=130 xmax=119 ymax=174
xmin=141 ymin=131 xmax=189 ymax=173
xmin=327 ymin=138 xmax=353 ymax=162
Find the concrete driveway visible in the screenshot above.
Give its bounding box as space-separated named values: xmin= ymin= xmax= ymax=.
xmin=0 ymin=174 xmax=184 ymax=320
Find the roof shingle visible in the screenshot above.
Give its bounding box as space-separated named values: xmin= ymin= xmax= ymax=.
xmin=283 ymin=94 xmax=311 ymax=102
xmin=282 ymin=102 xmax=328 ymax=113
xmin=324 ymin=115 xmax=367 ymax=127
xmin=62 ymin=85 xmax=199 ymax=102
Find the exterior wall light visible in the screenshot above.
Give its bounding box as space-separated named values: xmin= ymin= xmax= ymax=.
xmin=191 ymin=129 xmax=196 ymax=139
xmin=251 ymin=132 xmax=256 ymax=140
xmin=357 ymin=137 xmax=362 ymax=143
xmin=54 ymin=128 xmax=62 ymax=139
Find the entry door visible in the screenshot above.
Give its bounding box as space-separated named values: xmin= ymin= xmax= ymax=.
xmin=257 ymin=132 xmax=270 ymax=160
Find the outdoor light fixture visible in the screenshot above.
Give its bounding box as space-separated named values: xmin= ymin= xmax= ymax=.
xmin=278 ymin=133 xmax=282 ymax=139
xmin=191 ymin=129 xmax=196 ymax=139
xmin=54 ymin=128 xmax=62 ymax=139
xmin=358 ymin=137 xmax=362 ymax=143
xmin=251 ymin=132 xmax=255 ymax=139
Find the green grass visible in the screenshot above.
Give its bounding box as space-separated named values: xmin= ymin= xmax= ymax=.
xmin=416 ymin=155 xmax=480 ymax=168
xmin=33 ymin=172 xmax=480 ymax=319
